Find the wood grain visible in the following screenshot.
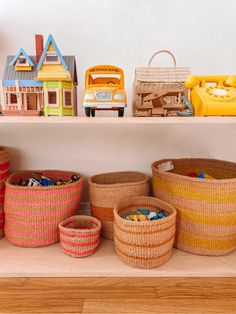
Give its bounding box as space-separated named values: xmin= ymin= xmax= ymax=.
xmin=82 ymin=299 xmax=236 ymax=314
xmin=0 ymin=277 xmax=235 ymax=313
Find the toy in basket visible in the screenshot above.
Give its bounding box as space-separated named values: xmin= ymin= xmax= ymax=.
xmin=4 ymin=170 xmax=83 ymax=247
xmin=185 ymin=75 xmax=236 ymax=116
xmin=152 ymin=158 xmax=236 ymax=256
xmin=0 ymin=147 xmax=10 ymax=239
xmin=82 ymin=65 xmax=127 ymax=117
xmin=132 ymin=50 xmax=193 ymax=117
xmin=114 ymin=196 xmax=176 ymax=269
xmin=59 ymin=215 xmax=101 ymax=257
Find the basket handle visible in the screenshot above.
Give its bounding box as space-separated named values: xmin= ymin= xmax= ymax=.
xmin=148 ymin=50 xmax=176 ymax=67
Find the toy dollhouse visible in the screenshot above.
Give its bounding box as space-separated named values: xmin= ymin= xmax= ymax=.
xmin=0 ymin=34 xmax=78 ymax=116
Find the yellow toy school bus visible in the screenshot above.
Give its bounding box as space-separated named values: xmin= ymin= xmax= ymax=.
xmin=82 ymin=65 xmax=127 ymax=117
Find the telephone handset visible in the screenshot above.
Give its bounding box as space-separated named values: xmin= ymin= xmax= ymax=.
xmin=185 ymin=75 xmax=236 ymax=116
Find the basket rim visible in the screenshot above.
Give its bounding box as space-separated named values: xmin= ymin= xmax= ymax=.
xmin=152 ymin=158 xmax=236 ymax=183
xmin=5 ymin=170 xmax=83 ymax=190
xmin=58 ymin=215 xmax=101 ymax=234
xmin=114 ymin=196 xmax=176 ymax=226
xmin=89 ymin=171 xmax=149 ymax=188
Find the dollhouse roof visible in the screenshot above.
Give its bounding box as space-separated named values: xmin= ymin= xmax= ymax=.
xmin=3 ymin=55 xmax=77 ymax=85
xmin=8 ymin=48 xmax=34 ymax=67
xmin=36 ymin=34 xmax=68 ymax=71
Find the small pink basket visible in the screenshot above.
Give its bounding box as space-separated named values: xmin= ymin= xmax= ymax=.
xmin=59 ymin=215 xmax=102 ymax=258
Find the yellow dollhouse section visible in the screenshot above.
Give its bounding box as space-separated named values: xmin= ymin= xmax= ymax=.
xmin=185 ymin=75 xmax=236 ymax=116
xmin=8 ymin=48 xmax=34 ymax=72
xmin=35 ymin=34 xmax=78 ymax=116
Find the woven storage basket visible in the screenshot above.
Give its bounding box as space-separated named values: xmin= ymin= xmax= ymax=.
xmin=133 ymin=50 xmax=191 ymax=117
xmin=4 ymin=170 xmax=83 ymax=247
xmin=152 ymin=158 xmax=236 ymax=256
xmin=89 ymin=171 xmax=149 ymax=240
xmin=114 ymin=196 xmax=176 ymax=269
xmin=59 ymin=215 xmax=101 ymax=257
xmin=0 ymin=147 xmax=10 ymax=239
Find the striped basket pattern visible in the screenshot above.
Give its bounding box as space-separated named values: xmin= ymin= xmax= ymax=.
xmin=89 ymin=172 xmax=149 ymax=240
xmin=0 ymin=147 xmax=10 ymax=239
xmin=152 ymin=158 xmax=236 ymax=256
xmin=59 ymin=215 xmax=101 ymax=257
xmin=114 ymin=196 xmax=176 ymax=269
xmin=4 ymin=170 xmax=83 ymax=247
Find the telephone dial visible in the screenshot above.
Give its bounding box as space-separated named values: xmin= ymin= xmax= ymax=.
xmin=185 ymin=75 xmax=236 ymax=116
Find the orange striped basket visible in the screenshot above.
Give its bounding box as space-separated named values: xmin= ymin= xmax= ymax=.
xmin=89 ymin=172 xmax=149 ymax=240
xmin=152 ymin=158 xmax=236 ymax=256
xmin=0 ymin=147 xmax=10 ymax=239
xmin=114 ymin=196 xmax=176 ymax=269
xmin=4 ymin=170 xmax=83 ymax=247
xmin=59 ymin=215 xmax=101 ymax=257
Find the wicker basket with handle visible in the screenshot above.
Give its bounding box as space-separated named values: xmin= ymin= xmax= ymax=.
xmin=4 ymin=170 xmax=84 ymax=247
xmin=114 ymin=196 xmax=176 ymax=269
xmin=152 ymin=158 xmax=236 ymax=256
xmin=133 ymin=50 xmax=192 ymax=117
xmin=89 ymin=171 xmax=149 ymax=240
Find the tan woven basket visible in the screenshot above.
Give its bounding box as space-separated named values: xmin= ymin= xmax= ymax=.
xmin=4 ymin=170 xmax=84 ymax=247
xmin=59 ymin=215 xmax=101 ymax=258
xmin=114 ymin=196 xmax=176 ymax=269
xmin=133 ymin=50 xmax=191 ymax=117
xmin=0 ymin=182 xmax=5 ymax=239
xmin=152 ymin=158 xmax=236 ymax=256
xmin=89 ymin=171 xmax=149 ymax=240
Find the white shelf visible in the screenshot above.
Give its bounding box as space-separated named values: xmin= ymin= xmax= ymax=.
xmin=0 ymin=238 xmax=235 ymax=277
xmin=1 ymin=116 xmax=236 ymax=124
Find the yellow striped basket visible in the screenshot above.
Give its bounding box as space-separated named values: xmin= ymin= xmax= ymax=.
xmin=152 ymin=158 xmax=236 ymax=256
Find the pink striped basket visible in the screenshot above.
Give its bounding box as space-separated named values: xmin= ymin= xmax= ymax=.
xmin=59 ymin=215 xmax=101 ymax=257
xmin=0 ymin=147 xmax=10 ymax=239
xmin=4 ymin=170 xmax=83 ymax=247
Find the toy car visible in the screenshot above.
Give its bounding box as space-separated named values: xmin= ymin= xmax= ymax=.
xmin=82 ymin=65 xmax=127 ymax=117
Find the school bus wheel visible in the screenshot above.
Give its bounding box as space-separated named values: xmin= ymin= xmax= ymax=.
xmin=91 ymin=109 xmax=96 ymax=117
xmin=85 ymin=107 xmax=91 ymax=117
xmin=118 ymin=108 xmax=124 ymax=117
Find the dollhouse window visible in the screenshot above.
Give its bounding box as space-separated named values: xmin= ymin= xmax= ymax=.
xmin=9 ymin=93 xmax=17 ymax=104
xmin=48 ymin=91 xmax=57 ymax=105
xmin=63 ymin=90 xmax=72 ymax=108
xmin=45 ymin=52 xmax=59 ymax=63
xmin=18 ymin=57 xmax=27 ymax=64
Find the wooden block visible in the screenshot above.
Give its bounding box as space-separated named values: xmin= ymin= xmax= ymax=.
xmin=143 ymin=91 xmax=168 ymax=101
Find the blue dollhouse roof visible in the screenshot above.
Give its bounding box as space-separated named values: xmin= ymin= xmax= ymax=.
xmin=8 ymin=48 xmax=34 ymax=67
xmin=36 ymin=34 xmax=68 ymax=71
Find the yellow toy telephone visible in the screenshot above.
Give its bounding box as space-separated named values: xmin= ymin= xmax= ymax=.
xmin=185 ymin=75 xmax=236 ymax=116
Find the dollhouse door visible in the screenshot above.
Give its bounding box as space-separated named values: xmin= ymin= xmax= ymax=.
xmin=26 ymin=93 xmax=37 ymax=110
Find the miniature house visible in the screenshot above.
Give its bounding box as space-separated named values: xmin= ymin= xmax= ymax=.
xmin=0 ymin=34 xmax=78 ymax=116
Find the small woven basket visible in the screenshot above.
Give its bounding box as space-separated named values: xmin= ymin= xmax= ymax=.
xmin=0 ymin=147 xmax=9 ymax=239
xmin=4 ymin=170 xmax=83 ymax=247
xmin=59 ymin=215 xmax=101 ymax=257
xmin=89 ymin=171 xmax=149 ymax=240
xmin=114 ymin=196 xmax=176 ymax=269
xmin=152 ymin=158 xmax=236 ymax=256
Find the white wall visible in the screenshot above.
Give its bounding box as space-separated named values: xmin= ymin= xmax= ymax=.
xmin=0 ymin=0 xmax=236 ymax=115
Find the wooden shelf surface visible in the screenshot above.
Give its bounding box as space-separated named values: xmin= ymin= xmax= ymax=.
xmin=1 ymin=116 xmax=236 ymax=124
xmin=0 ymin=238 xmax=235 ymax=277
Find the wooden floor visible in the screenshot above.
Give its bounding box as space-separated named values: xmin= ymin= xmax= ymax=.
xmin=0 ymin=277 xmax=235 ymax=313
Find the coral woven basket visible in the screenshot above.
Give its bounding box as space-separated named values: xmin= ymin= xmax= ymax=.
xmin=0 ymin=147 xmax=10 ymax=239
xmin=89 ymin=171 xmax=149 ymax=240
xmin=114 ymin=196 xmax=176 ymax=269
xmin=59 ymin=215 xmax=101 ymax=257
xmin=152 ymin=158 xmax=236 ymax=256
xmin=4 ymin=170 xmax=83 ymax=247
